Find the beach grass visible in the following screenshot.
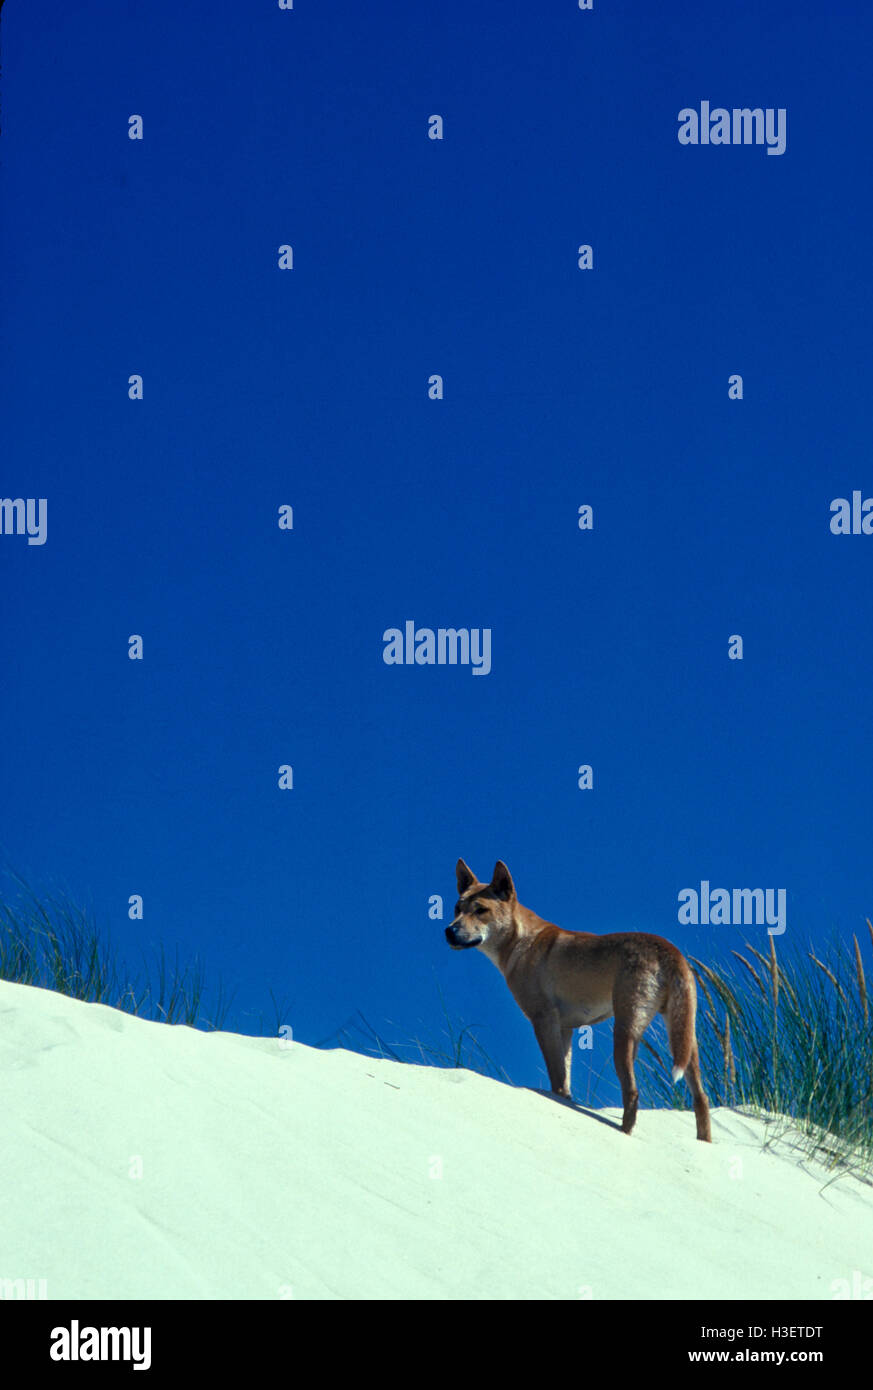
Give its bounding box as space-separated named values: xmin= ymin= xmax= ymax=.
xmin=635 ymin=924 xmax=873 ymax=1176
xmin=0 ymin=868 xmax=230 ymax=1030
xmin=314 ymin=976 xmax=514 ymax=1085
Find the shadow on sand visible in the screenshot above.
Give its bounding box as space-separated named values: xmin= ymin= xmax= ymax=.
xmin=525 ymin=1086 xmax=625 ymax=1134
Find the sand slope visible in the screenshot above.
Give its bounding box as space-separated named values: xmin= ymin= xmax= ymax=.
xmin=1 ymin=979 xmax=871 ymax=1300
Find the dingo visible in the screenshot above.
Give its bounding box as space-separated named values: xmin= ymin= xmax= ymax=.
xmin=445 ymin=860 xmax=711 ymax=1141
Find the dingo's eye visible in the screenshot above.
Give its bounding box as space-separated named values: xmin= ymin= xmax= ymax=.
xmin=475 ymin=904 xmax=488 ymax=915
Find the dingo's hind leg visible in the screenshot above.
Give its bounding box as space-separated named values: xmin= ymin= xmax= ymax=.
xmin=613 ymin=1026 xmax=639 ymax=1134
xmin=685 ymin=1042 xmax=711 ymax=1142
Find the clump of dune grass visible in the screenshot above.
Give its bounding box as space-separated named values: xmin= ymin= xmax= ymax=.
xmin=0 ymin=869 xmax=230 ymax=1030
xmin=317 ymin=978 xmax=513 ymax=1084
xmin=635 ymin=923 xmax=873 ymax=1176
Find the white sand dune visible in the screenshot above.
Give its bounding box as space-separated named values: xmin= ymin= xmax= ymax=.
xmin=1 ymin=978 xmax=871 ymax=1300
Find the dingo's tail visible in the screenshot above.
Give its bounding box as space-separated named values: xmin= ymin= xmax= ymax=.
xmin=666 ymin=959 xmax=697 ymax=1083
xmin=665 ymin=956 xmax=712 ymax=1140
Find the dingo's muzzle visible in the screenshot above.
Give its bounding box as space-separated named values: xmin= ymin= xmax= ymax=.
xmin=445 ymin=923 xmax=483 ymax=950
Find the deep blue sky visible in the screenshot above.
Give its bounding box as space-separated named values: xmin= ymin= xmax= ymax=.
xmin=2 ymin=1 xmax=872 ymax=1099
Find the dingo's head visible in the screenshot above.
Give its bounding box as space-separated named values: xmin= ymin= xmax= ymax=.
xmin=444 ymin=859 xmax=516 ymax=951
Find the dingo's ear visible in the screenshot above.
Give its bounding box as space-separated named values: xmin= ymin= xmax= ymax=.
xmin=491 ymin=861 xmax=516 ymax=901
xmin=456 ymin=859 xmax=477 ymax=893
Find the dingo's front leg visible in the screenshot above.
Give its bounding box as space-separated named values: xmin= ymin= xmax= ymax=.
xmin=532 ymin=1011 xmax=572 ymax=1098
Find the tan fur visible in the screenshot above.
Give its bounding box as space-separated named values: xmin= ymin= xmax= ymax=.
xmin=445 ymin=859 xmax=711 ymax=1141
